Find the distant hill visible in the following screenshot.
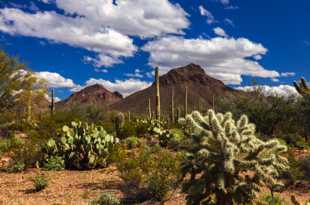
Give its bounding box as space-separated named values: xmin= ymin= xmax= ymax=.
xmin=56 ymin=84 xmax=123 ymax=109
xmin=110 ymin=64 xmax=242 ymax=116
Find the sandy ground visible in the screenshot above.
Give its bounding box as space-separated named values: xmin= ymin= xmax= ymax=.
xmin=0 ymin=165 xmax=309 ymax=205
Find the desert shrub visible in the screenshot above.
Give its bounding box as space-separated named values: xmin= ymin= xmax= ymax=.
xmin=0 ymin=136 xmax=23 ymax=156
xmin=43 ymin=121 xmax=119 ymax=170
xmin=116 ymin=145 xmax=180 ymax=202
xmin=167 ymin=128 xmax=185 ymax=149
xmin=124 ymin=136 xmax=140 ymax=149
xmin=299 ymin=156 xmax=310 ymax=180
xmin=258 ymin=194 xmax=285 ymax=205
xmin=118 ymin=122 xmax=136 ymax=139
xmin=32 ymin=175 xmax=48 ymax=192
xmin=6 ymin=161 xmax=25 ymax=173
xmin=11 ymin=137 xmax=44 ymax=167
xmin=90 ymin=192 xmax=120 ymax=205
xmin=178 ymin=110 xmax=289 ymax=205
xmin=43 ymin=156 xmax=64 ymax=171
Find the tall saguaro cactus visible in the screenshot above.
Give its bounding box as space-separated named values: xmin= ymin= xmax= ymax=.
xmin=171 ymin=88 xmax=175 ymax=124
xmin=184 ymin=86 xmax=188 ymax=116
xmin=155 ymin=67 xmax=161 ymax=120
xmin=294 ymin=77 xmax=310 ymax=97
xmin=49 ymin=88 xmax=55 ymax=117
xmin=148 ymin=97 xmax=152 ymax=119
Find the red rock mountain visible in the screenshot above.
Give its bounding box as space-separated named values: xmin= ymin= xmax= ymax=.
xmin=57 ymin=84 xmax=123 ymax=109
xmin=110 ymin=64 xmax=242 ymax=115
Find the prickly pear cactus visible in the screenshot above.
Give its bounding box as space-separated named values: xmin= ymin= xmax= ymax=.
xmin=178 ymin=110 xmax=289 ymax=205
xmin=44 ymin=121 xmax=119 ymax=170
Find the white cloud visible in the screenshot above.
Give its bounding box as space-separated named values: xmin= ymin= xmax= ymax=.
xmin=236 ymin=85 xmax=300 ymax=98
xmin=125 ymin=69 xmax=144 ymax=78
xmin=199 ymin=5 xmax=216 ymax=24
xmin=281 ymin=72 xmax=296 ymax=77
xmin=213 ymin=27 xmax=228 ymax=37
xmin=271 ymin=78 xmax=279 ymax=82
xmin=0 ymin=0 xmax=189 ymax=67
xmin=0 ymin=8 xmax=137 ymax=67
xmin=219 ymin=0 xmax=230 ymax=5
xmin=36 ymin=71 xmax=76 ymax=88
xmin=55 ymin=0 xmax=189 ymax=38
xmin=143 ymin=36 xmax=279 ymax=85
xmin=75 ymin=78 xmax=151 ymax=97
xmin=224 ymin=18 xmax=235 ymax=27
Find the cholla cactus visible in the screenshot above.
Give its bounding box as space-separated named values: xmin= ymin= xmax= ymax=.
xmin=294 ymin=77 xmax=310 ymax=97
xmin=178 ymin=110 xmax=289 ymax=205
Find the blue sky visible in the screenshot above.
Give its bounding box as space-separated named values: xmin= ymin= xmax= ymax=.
xmin=0 ymin=0 xmax=308 ymax=99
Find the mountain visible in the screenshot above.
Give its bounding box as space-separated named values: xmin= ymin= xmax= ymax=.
xmin=110 ymin=64 xmax=242 ymax=116
xmin=57 ymin=84 xmax=123 ymax=109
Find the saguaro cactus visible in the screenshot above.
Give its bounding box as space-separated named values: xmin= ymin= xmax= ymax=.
xmin=184 ymin=86 xmax=188 ymax=116
xmin=49 ymin=88 xmax=55 ymax=117
xmin=155 ymin=67 xmax=161 ymax=120
xmin=148 ymin=97 xmax=152 ymax=119
xmin=112 ymin=112 xmax=125 ymax=138
xmin=294 ymin=77 xmax=310 ymax=97
xmin=171 ymin=88 xmax=175 ymax=124
xmin=179 ymin=110 xmax=289 ymax=205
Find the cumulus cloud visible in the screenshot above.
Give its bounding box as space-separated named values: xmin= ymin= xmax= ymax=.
xmin=199 ymin=5 xmax=216 ymax=24
xmin=36 ymin=71 xmax=76 ymax=88
xmin=236 ymin=85 xmax=300 ymax=98
xmin=0 ymin=8 xmax=137 ymax=66
xmin=0 ymin=0 xmax=189 ymax=67
xmin=213 ymin=27 xmax=228 ymax=37
xmin=125 ymin=69 xmax=144 ymax=78
xmin=143 ymin=36 xmax=279 ymax=85
xmin=55 ymin=0 xmax=189 ymax=38
xmin=281 ymin=72 xmax=296 ymax=77
xmin=75 ymin=78 xmax=151 ymax=97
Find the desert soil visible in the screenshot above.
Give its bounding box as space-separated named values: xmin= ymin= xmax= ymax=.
xmin=0 ymin=165 xmax=309 ymax=205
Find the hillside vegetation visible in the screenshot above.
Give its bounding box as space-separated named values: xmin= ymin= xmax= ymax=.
xmin=0 ymin=50 xmax=309 ymax=205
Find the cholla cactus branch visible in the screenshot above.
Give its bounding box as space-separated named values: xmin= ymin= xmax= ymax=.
xmin=179 ymin=109 xmax=289 ymax=205
xmin=294 ymin=77 xmax=310 ymax=97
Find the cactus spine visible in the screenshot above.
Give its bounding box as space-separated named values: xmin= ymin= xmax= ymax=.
xmin=179 ymin=110 xmax=289 ymax=205
xmin=171 ymin=88 xmax=175 ymax=124
xmin=155 ymin=67 xmax=161 ymax=120
xmin=294 ymin=77 xmax=310 ymax=97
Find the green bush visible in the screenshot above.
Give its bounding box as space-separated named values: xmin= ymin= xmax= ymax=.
xmin=178 ymin=110 xmax=289 ymax=205
xmin=90 ymin=192 xmax=120 ymax=205
xmin=32 ymin=175 xmax=48 ymax=192
xmin=300 ymin=156 xmax=310 ymax=181
xmin=43 ymin=121 xmax=119 ymax=170
xmin=124 ymin=136 xmax=140 ymax=149
xmin=43 ymin=156 xmax=64 ymax=171
xmin=116 ymin=145 xmax=180 ymax=202
xmin=6 ymin=161 xmax=25 ymax=173
xmin=259 ymin=194 xmax=285 ymax=205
